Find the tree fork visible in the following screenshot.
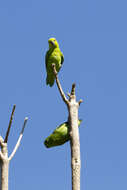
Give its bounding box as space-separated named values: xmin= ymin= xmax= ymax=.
xmin=0 ymin=106 xmax=28 ymax=190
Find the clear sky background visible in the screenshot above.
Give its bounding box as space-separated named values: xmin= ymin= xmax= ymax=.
xmin=0 ymin=0 xmax=127 ymax=189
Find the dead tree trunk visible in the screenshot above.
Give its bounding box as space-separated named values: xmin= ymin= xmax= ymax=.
xmin=0 ymin=140 xmax=9 ymax=190
xmin=0 ymin=105 xmax=28 ymax=190
xmin=52 ymin=64 xmax=83 ymax=190
xmin=68 ymin=85 xmax=82 ymax=190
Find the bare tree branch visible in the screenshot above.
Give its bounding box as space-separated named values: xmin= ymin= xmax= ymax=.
xmin=4 ymin=105 xmax=16 ymax=143
xmin=0 ymin=106 xmax=28 ymax=190
xmin=0 ymin=137 xmax=7 ymax=160
xmin=0 ymin=141 xmax=9 ymax=190
xmin=68 ymin=90 xmax=81 ymax=190
xmin=52 ymin=64 xmax=69 ymax=105
xmin=71 ymin=83 xmax=76 ymax=96
xmin=0 ymin=151 xmax=5 ymax=160
xmin=0 ymin=136 xmax=4 ymax=145
xmin=78 ymin=99 xmax=83 ymax=106
xmin=8 ymin=117 xmax=28 ymax=161
xmin=52 ymin=63 xmax=83 ymax=190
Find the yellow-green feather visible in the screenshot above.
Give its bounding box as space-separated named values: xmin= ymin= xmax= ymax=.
xmin=45 ymin=38 xmax=64 ymax=87
xmin=44 ymin=120 xmax=82 ymax=148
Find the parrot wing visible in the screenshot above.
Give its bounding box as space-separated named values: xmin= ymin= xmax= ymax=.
xmin=44 ymin=120 xmax=82 ymax=148
xmin=60 ymin=52 xmax=64 ymax=65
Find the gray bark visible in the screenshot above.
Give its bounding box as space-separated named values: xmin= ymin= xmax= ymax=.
xmin=68 ymin=97 xmax=81 ymax=190
xmin=1 ymin=160 xmax=9 ymax=190
xmin=0 ymin=160 xmax=2 ymax=189
xmin=0 ymin=141 xmax=9 ymax=190
xmin=0 ymin=106 xmax=28 ymax=190
xmin=52 ymin=64 xmax=82 ymax=190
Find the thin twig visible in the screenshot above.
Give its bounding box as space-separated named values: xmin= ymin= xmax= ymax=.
xmin=8 ymin=117 xmax=28 ymax=161
xmin=21 ymin=117 xmax=28 ymax=134
xmin=71 ymin=83 xmax=76 ymax=96
xmin=78 ymin=99 xmax=83 ymax=106
xmin=52 ymin=64 xmax=69 ymax=105
xmin=0 ymin=136 xmax=4 ymax=147
xmin=4 ymin=105 xmax=16 ymax=143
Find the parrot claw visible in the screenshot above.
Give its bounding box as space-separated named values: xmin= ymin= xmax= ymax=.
xmin=52 ymin=64 xmax=57 ymax=75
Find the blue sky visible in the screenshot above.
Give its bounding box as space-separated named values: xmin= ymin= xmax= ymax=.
xmin=0 ymin=0 xmax=127 ymax=189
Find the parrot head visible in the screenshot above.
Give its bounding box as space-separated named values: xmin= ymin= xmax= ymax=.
xmin=48 ymin=38 xmax=59 ymax=48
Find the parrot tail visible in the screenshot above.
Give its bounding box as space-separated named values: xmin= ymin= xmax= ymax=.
xmin=46 ymin=75 xmax=55 ymax=87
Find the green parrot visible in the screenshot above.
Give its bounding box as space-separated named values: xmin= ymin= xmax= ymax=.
xmin=44 ymin=120 xmax=82 ymax=148
xmin=45 ymin=38 xmax=64 ymax=87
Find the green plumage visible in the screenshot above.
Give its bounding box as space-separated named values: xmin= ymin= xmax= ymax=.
xmin=45 ymin=38 xmax=64 ymax=87
xmin=44 ymin=120 xmax=82 ymax=148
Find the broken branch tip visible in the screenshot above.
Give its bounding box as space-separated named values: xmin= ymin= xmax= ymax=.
xmin=25 ymin=117 xmax=28 ymax=121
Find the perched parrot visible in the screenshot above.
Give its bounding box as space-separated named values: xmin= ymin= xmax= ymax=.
xmin=45 ymin=38 xmax=64 ymax=87
xmin=44 ymin=120 xmax=82 ymax=148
